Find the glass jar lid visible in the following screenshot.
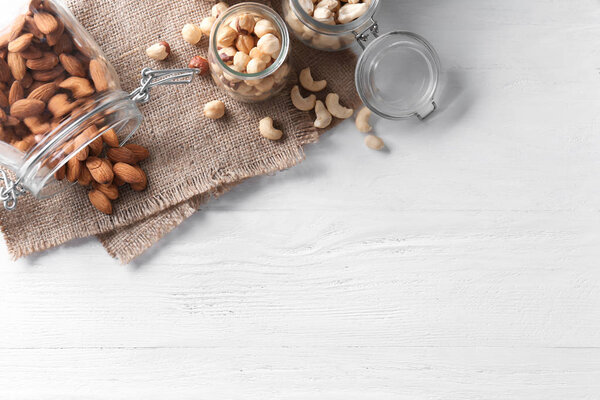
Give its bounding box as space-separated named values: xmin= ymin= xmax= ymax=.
xmin=355 ymin=31 xmax=440 ymax=120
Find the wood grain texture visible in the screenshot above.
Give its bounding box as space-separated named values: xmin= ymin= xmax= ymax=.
xmin=1 ymin=0 xmax=600 ymax=398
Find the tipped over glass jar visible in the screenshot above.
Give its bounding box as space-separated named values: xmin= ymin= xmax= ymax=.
xmin=208 ymin=2 xmax=292 ymax=103
xmin=0 ymin=0 xmax=196 ymax=210
xmin=283 ymin=0 xmax=443 ymax=121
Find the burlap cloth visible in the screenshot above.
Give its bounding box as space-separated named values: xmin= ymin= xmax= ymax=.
xmin=0 ymin=0 xmax=361 ymax=263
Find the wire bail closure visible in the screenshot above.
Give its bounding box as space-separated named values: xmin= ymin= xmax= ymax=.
xmin=129 ymin=68 xmax=200 ymax=103
xmin=1 ymin=68 xmax=200 ymax=212
xmin=353 ymin=17 xmax=379 ymax=50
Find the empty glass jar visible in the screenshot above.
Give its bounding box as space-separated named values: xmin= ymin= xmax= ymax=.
xmin=209 ymin=2 xmax=292 ymax=103
xmin=283 ymin=0 xmax=442 ymax=121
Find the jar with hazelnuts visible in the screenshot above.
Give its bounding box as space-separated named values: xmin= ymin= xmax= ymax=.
xmin=208 ymin=3 xmax=292 ymax=103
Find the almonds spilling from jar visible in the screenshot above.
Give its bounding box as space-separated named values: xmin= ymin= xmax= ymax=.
xmin=0 ymin=0 xmax=112 ymax=154
xmin=53 ymin=122 xmax=150 ymax=215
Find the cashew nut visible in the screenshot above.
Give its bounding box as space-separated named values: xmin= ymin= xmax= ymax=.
xmin=299 ymin=67 xmax=327 ymax=92
xmin=365 ymin=134 xmax=384 ymax=151
xmin=355 ymin=106 xmax=372 ymax=133
xmin=316 ymin=0 xmax=341 ymax=11
xmin=259 ymin=117 xmax=283 ymax=141
xmin=337 ymin=3 xmax=369 ymax=24
xmin=325 ymin=93 xmax=353 ymax=119
xmin=314 ymin=100 xmax=332 ymax=129
xmin=298 ymin=0 xmax=315 ymax=15
xmin=291 ymin=85 xmax=316 ymax=111
xmin=313 ymin=7 xmax=336 ymax=24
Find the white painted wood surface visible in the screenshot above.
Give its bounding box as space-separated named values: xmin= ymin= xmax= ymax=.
xmin=1 ymin=0 xmax=600 ymax=398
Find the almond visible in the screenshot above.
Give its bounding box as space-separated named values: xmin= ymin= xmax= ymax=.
xmin=93 ymin=182 xmax=119 ymax=200
xmin=24 ymin=16 xmax=44 ymax=40
xmin=130 ymin=165 xmax=148 ymax=191
xmin=0 ymin=109 xmax=6 ymax=123
xmin=0 ymin=91 xmax=8 ymax=108
xmin=10 ymin=98 xmax=45 ymax=119
xmin=66 ymin=156 xmax=81 ymax=182
xmin=113 ymin=162 xmax=145 ymax=184
xmin=74 ymin=145 xmax=89 ymax=161
xmin=47 ymin=93 xmax=75 ymax=118
xmin=7 ymin=52 xmax=26 ymax=80
xmin=54 ymin=164 xmax=66 ymax=181
xmin=33 ymin=11 xmax=58 ymax=35
xmin=27 ymin=82 xmax=56 ymax=102
xmin=124 ymin=143 xmax=150 ymax=163
xmin=58 ymin=77 xmax=94 ymax=98
xmin=89 ymin=59 xmax=109 ymax=92
xmin=113 ymin=175 xmax=126 ymax=187
xmin=8 ymin=33 xmax=34 ymax=53
xmin=52 ymin=33 xmax=73 ymax=54
xmin=59 ymin=53 xmax=85 ymax=77
xmin=20 ymin=72 xmax=33 ymax=89
xmin=23 ymin=115 xmax=49 ymax=135
xmin=9 ymin=15 xmax=26 ymax=41
xmin=101 ymin=128 xmax=119 ymax=147
xmin=31 ymin=65 xmax=63 ymax=81
xmin=0 ymin=58 xmax=11 ymax=82
xmin=107 ymin=146 xmax=137 ymax=164
xmin=88 ymin=189 xmax=112 ymax=215
xmin=26 ymin=52 xmax=58 ymax=70
xmin=46 ymin=19 xmax=64 ymax=46
xmin=88 ymin=135 xmax=103 ymax=156
xmin=77 ymin=165 xmax=92 ymax=186
xmin=8 ymin=81 xmax=23 ymax=106
xmin=20 ymin=45 xmax=43 ymax=60
xmin=86 ymin=156 xmax=114 ymax=184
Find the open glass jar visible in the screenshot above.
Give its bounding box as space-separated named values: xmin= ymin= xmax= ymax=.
xmin=283 ymin=0 xmax=441 ymax=121
xmin=0 ymin=0 xmax=196 ymax=210
xmin=209 ymin=2 xmax=292 ymax=103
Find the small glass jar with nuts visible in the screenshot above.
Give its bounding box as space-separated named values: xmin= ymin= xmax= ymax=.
xmin=208 ymin=2 xmax=291 ymax=103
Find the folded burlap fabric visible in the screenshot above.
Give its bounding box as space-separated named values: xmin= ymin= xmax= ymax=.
xmin=0 ymin=0 xmax=361 ymax=263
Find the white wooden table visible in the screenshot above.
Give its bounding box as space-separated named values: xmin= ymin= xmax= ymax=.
xmin=1 ymin=1 xmax=600 ymax=398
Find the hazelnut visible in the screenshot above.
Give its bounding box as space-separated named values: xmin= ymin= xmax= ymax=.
xmin=204 ymin=100 xmax=226 ymax=119
xmin=254 ymin=19 xmax=277 ymax=38
xmin=249 ymin=47 xmax=271 ymax=63
xmin=235 ymin=34 xmax=255 ymax=55
xmin=246 ymin=58 xmax=267 ymax=74
xmin=181 ymin=23 xmax=202 ymax=45
xmin=200 ymin=16 xmax=216 ymax=36
xmin=188 ymin=56 xmax=210 ymax=75
xmin=235 ymin=13 xmax=256 ymax=35
xmin=257 ymin=33 xmax=281 ymax=58
xmin=211 ymin=2 xmax=229 ymax=18
xmin=146 ymin=41 xmax=170 ymax=61
xmin=219 ymin=46 xmax=236 ymax=64
xmin=216 ymin=25 xmax=237 ymax=47
xmin=233 ymin=51 xmax=251 ymax=71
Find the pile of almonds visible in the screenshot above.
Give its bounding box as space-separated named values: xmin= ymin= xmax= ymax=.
xmin=53 ymin=123 xmax=150 ymax=214
xmin=0 ymin=0 xmax=112 ymax=153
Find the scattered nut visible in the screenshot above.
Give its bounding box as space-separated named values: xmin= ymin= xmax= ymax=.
xmin=290 ymin=85 xmax=316 ymax=111
xmin=188 ymin=55 xmax=210 ymax=75
xmin=365 ymin=134 xmax=385 ymax=151
xmin=181 ymin=23 xmax=203 ymax=45
xmin=212 ymin=2 xmax=230 ymax=18
xmin=259 ymin=117 xmax=283 ymax=141
xmin=204 ymin=100 xmax=226 ymax=119
xmin=314 ymin=100 xmax=332 ymax=129
xmin=200 ymin=16 xmax=217 ymax=36
xmin=146 ymin=41 xmax=170 ymax=61
xmin=355 ymin=106 xmax=372 ymax=133
xmin=325 ymin=93 xmax=353 ymax=119
xmin=299 ymin=67 xmax=327 ymax=92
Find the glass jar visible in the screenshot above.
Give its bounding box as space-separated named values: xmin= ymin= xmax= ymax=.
xmin=283 ymin=0 xmax=441 ymax=121
xmin=0 ymin=0 xmax=196 ymax=210
xmin=209 ymin=2 xmax=291 ymax=103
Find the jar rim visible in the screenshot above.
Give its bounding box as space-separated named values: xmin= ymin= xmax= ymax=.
xmin=211 ymin=2 xmax=290 ymax=81
xmin=290 ymin=0 xmax=380 ymax=34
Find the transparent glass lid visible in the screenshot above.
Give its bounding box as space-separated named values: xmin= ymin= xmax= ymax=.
xmin=355 ymin=31 xmax=440 ymax=120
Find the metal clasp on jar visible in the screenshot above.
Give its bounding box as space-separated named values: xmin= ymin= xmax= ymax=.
xmin=353 ymin=17 xmax=379 ymax=50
